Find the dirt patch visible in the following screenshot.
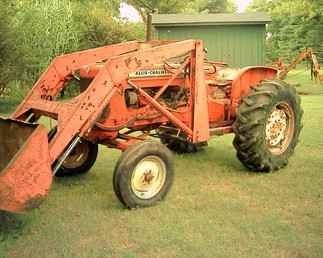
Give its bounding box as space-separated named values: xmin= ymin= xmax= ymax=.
xmin=298 ymin=91 xmax=310 ymax=95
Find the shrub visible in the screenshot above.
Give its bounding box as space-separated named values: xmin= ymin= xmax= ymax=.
xmin=12 ymin=0 xmax=80 ymax=83
xmin=74 ymin=2 xmax=144 ymax=49
xmin=0 ymin=0 xmax=17 ymax=96
xmin=1 ymin=0 xmax=145 ymax=99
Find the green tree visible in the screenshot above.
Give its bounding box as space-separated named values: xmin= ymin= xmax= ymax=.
xmin=197 ymin=0 xmax=237 ymax=13
xmin=124 ymin=0 xmax=237 ymax=23
xmin=0 ymin=0 xmax=18 ymax=95
xmin=3 ymin=0 xmax=143 ymax=86
xmin=124 ymin=0 xmax=191 ymax=23
xmin=12 ymin=0 xmax=80 ymax=81
xmin=248 ymin=0 xmax=323 ymax=63
xmin=73 ymin=0 xmax=121 ymax=16
xmin=75 ymin=1 xmax=144 ymax=49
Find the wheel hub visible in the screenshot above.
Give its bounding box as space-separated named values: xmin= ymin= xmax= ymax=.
xmin=131 ymin=155 xmax=166 ymax=200
xmin=265 ymin=102 xmax=295 ymax=155
xmin=143 ymin=170 xmax=154 ymax=184
xmin=266 ymin=108 xmax=287 ymax=146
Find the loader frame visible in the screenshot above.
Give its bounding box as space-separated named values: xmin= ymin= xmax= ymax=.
xmin=11 ymin=40 xmax=211 ymax=164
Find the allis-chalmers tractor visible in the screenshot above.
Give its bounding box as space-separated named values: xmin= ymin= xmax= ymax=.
xmin=0 ymin=40 xmax=302 ymax=213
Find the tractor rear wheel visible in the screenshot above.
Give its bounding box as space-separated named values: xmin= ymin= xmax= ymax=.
xmin=233 ymin=80 xmax=303 ymax=172
xmin=55 ymin=140 xmax=98 ymax=177
xmin=113 ymin=141 xmax=174 ymax=209
xmin=48 ymin=127 xmax=98 ymax=177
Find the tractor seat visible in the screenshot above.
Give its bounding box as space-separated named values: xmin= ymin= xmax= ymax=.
xmin=217 ymin=68 xmax=240 ymax=81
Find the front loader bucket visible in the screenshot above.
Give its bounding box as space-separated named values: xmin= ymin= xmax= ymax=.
xmin=0 ymin=118 xmax=52 ymax=213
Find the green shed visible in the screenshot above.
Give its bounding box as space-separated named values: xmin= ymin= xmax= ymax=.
xmin=152 ymin=12 xmax=271 ymax=68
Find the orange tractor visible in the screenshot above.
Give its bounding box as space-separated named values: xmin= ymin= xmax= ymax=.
xmin=0 ymin=40 xmax=303 ymax=213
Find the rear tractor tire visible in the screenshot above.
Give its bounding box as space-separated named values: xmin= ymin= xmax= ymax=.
xmin=55 ymin=139 xmax=98 ymax=177
xmin=48 ymin=127 xmax=98 ymax=177
xmin=113 ymin=141 xmax=174 ymax=209
xmin=233 ymin=80 xmax=303 ymax=172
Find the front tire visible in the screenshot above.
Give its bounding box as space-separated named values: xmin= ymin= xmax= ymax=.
xmin=113 ymin=141 xmax=174 ymax=209
xmin=233 ymin=80 xmax=303 ymax=172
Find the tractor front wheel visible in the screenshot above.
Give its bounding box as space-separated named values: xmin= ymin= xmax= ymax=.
xmin=233 ymin=80 xmax=303 ymax=172
xmin=113 ymin=141 xmax=174 ymax=209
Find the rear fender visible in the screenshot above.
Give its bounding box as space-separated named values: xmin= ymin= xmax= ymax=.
xmin=230 ymin=66 xmax=277 ymax=117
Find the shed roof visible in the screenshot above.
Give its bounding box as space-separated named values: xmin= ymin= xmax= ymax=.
xmin=152 ymin=12 xmax=271 ymax=27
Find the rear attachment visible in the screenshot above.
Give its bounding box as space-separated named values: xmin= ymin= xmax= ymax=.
xmin=0 ymin=118 xmax=52 ymax=213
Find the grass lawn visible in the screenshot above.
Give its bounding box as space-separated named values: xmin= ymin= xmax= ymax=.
xmin=0 ymin=71 xmax=323 ymax=257
xmin=285 ymin=67 xmax=323 ymax=95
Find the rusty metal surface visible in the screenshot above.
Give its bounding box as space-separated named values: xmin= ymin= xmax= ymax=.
xmin=0 ymin=118 xmax=52 ymax=213
xmin=192 ymin=40 xmax=210 ymax=143
xmin=230 ymin=66 xmax=278 ymax=116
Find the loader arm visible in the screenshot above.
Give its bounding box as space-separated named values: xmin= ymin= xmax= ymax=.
xmin=12 ymin=41 xmax=141 ymax=120
xmin=11 ymin=40 xmax=209 ymax=164
xmin=1 ymin=40 xmax=210 ymax=212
